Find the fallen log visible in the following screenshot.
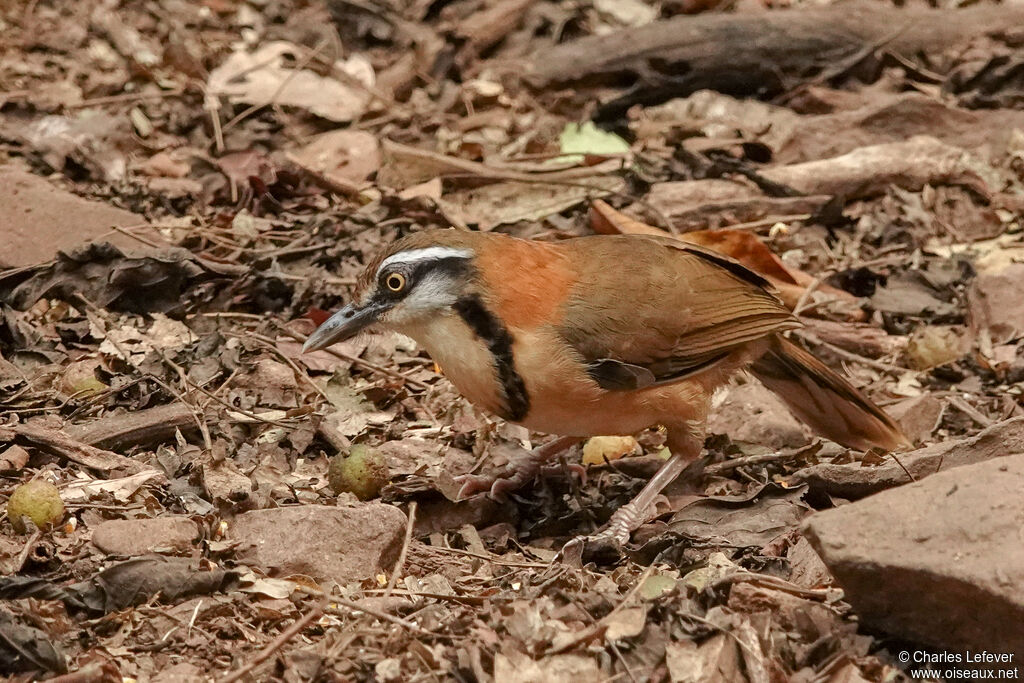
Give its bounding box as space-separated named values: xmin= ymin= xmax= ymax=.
xmin=519 ymin=2 xmax=1024 ymax=117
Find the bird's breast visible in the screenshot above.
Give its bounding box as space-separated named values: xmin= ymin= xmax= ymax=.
xmin=402 ymin=314 xmax=507 ymax=417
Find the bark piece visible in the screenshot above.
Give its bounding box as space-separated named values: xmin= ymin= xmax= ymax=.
xmin=64 ymin=403 xmax=197 ymax=451
xmin=803 ymin=454 xmax=1024 ymax=659
xmin=773 ymin=93 xmax=1024 ymax=165
xmin=759 ymin=136 xmax=988 ymax=201
xmin=645 ymin=178 xmax=831 ymax=230
xmin=10 ymin=424 xmax=164 ymax=479
xmin=521 ymin=2 xmax=1024 ymax=115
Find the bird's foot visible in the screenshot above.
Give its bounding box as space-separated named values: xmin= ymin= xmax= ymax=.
xmin=455 ymin=457 xmax=586 ymax=501
xmin=454 ymin=436 xmax=584 ymax=501
xmin=556 ymin=499 xmax=653 ymax=564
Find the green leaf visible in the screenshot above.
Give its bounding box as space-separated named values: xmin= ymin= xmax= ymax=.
xmin=558 ymin=122 xmax=630 ymax=158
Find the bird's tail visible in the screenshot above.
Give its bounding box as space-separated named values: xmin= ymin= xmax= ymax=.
xmin=750 ymin=335 xmax=909 ymax=451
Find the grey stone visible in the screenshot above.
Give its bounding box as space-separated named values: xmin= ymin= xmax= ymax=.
xmin=803 ymin=454 xmax=1024 ymax=658
xmin=92 ymin=517 xmax=200 ymax=555
xmin=0 ymin=162 xmax=161 ymax=268
xmin=230 ymin=503 xmax=406 ymax=584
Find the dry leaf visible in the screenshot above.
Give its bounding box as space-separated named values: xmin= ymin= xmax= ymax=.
xmin=208 ymin=42 xmax=374 ymax=122
xmin=603 ymin=605 xmax=647 ymax=641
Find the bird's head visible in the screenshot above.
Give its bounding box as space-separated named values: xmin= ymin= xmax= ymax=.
xmin=302 ymin=230 xmax=479 ymax=352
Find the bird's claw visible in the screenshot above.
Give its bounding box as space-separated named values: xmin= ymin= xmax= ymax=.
xmin=555 ymin=501 xmax=645 ymax=564
xmin=453 ymin=458 xmax=586 ymax=502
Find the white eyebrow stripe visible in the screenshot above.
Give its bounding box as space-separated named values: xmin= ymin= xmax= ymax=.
xmin=378 ymin=246 xmax=472 ymax=272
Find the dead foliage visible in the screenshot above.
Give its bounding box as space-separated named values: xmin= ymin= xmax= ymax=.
xmin=2 ymin=0 xmax=1024 ymax=680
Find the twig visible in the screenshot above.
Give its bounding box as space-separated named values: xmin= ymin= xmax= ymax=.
xmin=792 ymin=273 xmax=826 ymax=317
xmin=888 ymin=451 xmax=916 ymax=484
xmin=796 ymin=331 xmax=908 ymax=375
xmin=221 ymin=39 xmax=329 ymax=133
xmin=245 ymin=332 xmax=331 ymax=402
xmin=66 ymin=87 xmax=187 ymax=109
xmin=202 ymin=84 xmax=225 ymax=154
xmin=150 ymin=346 xmax=297 ymax=430
xmin=947 ymin=395 xmax=995 ymax=428
xmin=12 ymin=424 xmax=159 ymax=477
xmin=384 ymin=501 xmax=417 ymax=598
xmin=219 ymin=599 xmax=326 ymax=683
xmin=725 ymin=213 xmax=813 ymax=231
xmin=109 ymin=224 xmax=166 ymax=249
xmin=712 ymin=571 xmax=835 ymax=602
xmin=274 ymin=324 xmax=432 ymax=391
xmin=704 ymin=451 xmax=797 ymax=476
xmin=11 ymin=528 xmax=43 ymax=574
xmin=329 ymin=596 xmax=433 ymax=635
xmin=429 ymin=545 xmax=549 ymax=569
xmin=288 ymin=585 xmax=435 ymax=635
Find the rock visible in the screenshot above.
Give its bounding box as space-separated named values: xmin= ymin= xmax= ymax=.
xmin=792 ymin=416 xmax=1024 ymax=499
xmin=708 ymin=381 xmax=811 ymax=449
xmin=229 ymin=503 xmax=406 ymax=584
xmin=803 ymin=454 xmax=1024 ymax=659
xmin=92 ymin=517 xmax=200 ymax=555
xmin=0 ymin=162 xmax=162 ymax=268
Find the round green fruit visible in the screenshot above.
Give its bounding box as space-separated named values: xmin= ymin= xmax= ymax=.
xmin=328 ymin=445 xmax=389 ymax=501
xmin=7 ymin=480 xmax=65 ymax=534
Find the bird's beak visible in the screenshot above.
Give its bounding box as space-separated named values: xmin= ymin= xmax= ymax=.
xmin=302 ymin=303 xmax=381 ymax=352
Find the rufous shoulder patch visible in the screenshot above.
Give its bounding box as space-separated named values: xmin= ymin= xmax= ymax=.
xmin=475 ymin=238 xmax=577 ymax=331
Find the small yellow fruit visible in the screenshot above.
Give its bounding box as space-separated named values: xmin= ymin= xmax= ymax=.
xmin=582 ymin=436 xmax=641 ymax=466
xmin=328 ymin=445 xmax=389 ymax=501
xmin=7 ymin=480 xmax=65 ymax=534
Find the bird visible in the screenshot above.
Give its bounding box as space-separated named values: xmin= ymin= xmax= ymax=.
xmin=303 ymin=228 xmax=907 ymax=550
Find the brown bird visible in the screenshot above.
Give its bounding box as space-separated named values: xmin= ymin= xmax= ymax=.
xmin=303 ymin=229 xmax=907 ymax=548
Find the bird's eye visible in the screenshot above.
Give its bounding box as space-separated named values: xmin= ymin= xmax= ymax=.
xmin=384 ymin=272 xmax=407 ymax=292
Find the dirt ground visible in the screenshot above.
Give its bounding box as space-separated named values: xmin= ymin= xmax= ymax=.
xmin=2 ymin=0 xmax=1024 ymax=681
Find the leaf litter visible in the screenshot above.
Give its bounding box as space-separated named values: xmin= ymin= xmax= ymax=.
xmin=1 ymin=0 xmax=1024 ymax=680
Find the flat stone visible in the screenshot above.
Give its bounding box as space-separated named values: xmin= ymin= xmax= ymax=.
xmin=803 ymin=454 xmax=1024 ymax=659
xmin=92 ymin=517 xmax=200 ymax=555
xmin=0 ymin=162 xmax=161 ymax=268
xmin=793 ymin=416 xmax=1024 ymax=499
xmin=229 ymin=503 xmax=406 ymax=584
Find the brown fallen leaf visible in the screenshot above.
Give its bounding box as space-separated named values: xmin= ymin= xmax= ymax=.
xmin=287 ymin=129 xmax=380 ymax=196
xmin=207 ymin=41 xmax=374 ymax=123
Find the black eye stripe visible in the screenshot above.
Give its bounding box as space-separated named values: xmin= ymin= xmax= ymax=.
xmin=376 ymin=257 xmax=473 ymax=299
